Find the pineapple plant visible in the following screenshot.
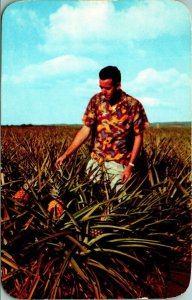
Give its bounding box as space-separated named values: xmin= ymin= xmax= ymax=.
xmin=1 ymin=125 xmax=191 ymax=299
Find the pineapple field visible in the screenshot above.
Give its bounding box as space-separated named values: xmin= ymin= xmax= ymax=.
xmin=1 ymin=124 xmax=191 ymax=299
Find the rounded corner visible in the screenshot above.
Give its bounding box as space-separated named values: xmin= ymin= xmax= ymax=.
xmin=1 ymin=281 xmax=19 ymax=300
xmin=175 ymin=0 xmax=192 ymax=20
xmin=1 ymin=0 xmax=22 ymax=19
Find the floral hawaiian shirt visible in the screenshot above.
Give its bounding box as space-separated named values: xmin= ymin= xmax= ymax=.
xmin=82 ymin=90 xmax=149 ymax=165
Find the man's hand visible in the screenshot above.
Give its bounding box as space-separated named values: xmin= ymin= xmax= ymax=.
xmin=55 ymin=125 xmax=91 ymax=169
xmin=55 ymin=154 xmax=67 ymax=168
xmin=121 ymin=132 xmax=143 ymax=183
xmin=121 ymin=165 xmax=133 ymax=183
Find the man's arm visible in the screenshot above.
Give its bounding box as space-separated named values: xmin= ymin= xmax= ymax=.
xmin=55 ymin=125 xmax=91 ymax=168
xmin=121 ymin=132 xmax=143 ymax=183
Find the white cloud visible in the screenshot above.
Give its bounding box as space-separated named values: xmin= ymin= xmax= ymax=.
xmin=140 ymin=96 xmax=160 ymax=107
xmin=124 ymin=67 xmax=191 ymax=117
xmin=48 ymin=1 xmax=109 ymax=40
xmin=40 ymin=0 xmax=189 ymax=54
xmin=121 ymin=0 xmax=188 ymax=40
xmin=125 ymin=68 xmax=191 ymax=93
xmin=5 ymin=55 xmax=99 ymax=84
xmin=140 ymin=96 xmax=176 ymax=108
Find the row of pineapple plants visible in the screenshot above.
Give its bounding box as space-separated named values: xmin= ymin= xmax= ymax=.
xmin=1 ymin=125 xmax=191 ymax=299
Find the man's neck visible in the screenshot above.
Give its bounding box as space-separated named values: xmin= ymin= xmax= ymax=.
xmin=109 ymin=90 xmax=121 ymax=106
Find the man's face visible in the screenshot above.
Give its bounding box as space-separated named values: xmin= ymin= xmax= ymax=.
xmin=99 ymin=78 xmax=120 ymax=101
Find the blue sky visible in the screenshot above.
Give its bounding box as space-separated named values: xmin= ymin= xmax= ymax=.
xmin=1 ymin=0 xmax=191 ymax=125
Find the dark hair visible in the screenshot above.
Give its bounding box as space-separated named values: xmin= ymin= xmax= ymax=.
xmin=99 ymin=66 xmax=121 ymax=86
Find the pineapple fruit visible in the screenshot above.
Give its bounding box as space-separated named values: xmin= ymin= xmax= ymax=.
xmin=48 ymin=176 xmax=65 ymax=218
xmin=47 ymin=199 xmax=64 ymax=218
xmin=14 ymin=188 xmax=29 ymax=201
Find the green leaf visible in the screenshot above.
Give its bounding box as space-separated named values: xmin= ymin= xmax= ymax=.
xmin=70 ymin=257 xmax=89 ymax=283
xmin=65 ymin=210 xmax=81 ymax=231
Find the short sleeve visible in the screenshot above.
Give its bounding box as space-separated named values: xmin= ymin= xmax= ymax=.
xmin=133 ymin=101 xmax=149 ymax=135
xmin=82 ymin=96 xmax=97 ymax=128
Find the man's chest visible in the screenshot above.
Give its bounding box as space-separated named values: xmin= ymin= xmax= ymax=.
xmin=96 ymin=101 xmax=134 ymax=131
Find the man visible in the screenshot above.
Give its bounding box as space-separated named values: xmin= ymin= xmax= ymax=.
xmin=55 ymin=66 xmax=149 ymax=190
